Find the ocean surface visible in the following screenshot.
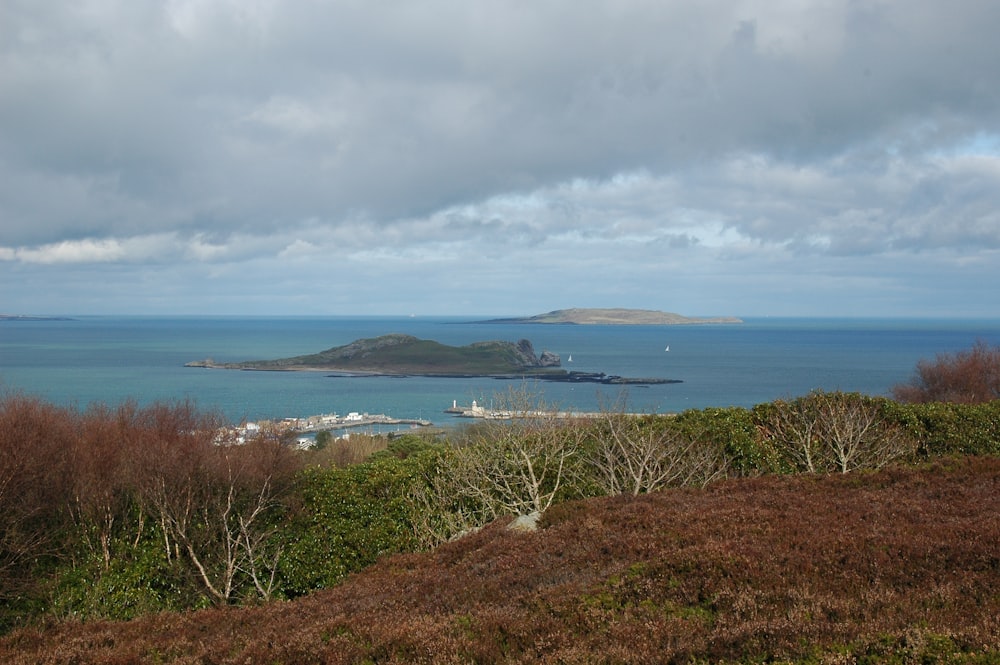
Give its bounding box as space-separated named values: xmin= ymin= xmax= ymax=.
xmin=2 ymin=316 xmax=999 ymax=428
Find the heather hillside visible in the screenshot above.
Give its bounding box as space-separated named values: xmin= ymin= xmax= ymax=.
xmin=3 ymin=456 xmax=999 ymax=664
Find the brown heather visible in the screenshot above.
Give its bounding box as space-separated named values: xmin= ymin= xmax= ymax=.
xmin=2 ymin=456 xmax=999 ymax=663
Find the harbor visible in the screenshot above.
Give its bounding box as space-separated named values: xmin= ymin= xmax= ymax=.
xmin=281 ymin=412 xmax=432 ymax=432
xmin=235 ymin=412 xmax=433 ymax=444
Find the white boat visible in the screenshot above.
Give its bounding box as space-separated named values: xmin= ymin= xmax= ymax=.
xmin=664 ymin=346 xmax=670 ymax=352
xmin=568 ymin=355 xmax=573 ymax=362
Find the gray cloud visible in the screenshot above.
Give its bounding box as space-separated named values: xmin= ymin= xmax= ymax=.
xmin=1 ymin=0 xmax=999 ymax=315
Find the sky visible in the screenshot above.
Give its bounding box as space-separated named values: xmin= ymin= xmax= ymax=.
xmin=2 ymin=1 xmax=999 ymax=318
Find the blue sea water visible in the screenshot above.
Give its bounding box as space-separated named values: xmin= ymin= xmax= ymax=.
xmin=2 ymin=316 xmax=999 ymax=427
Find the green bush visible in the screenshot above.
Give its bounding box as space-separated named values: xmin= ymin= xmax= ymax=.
xmin=901 ymin=400 xmax=1000 ymax=457
xmin=276 ymin=453 xmax=431 ymax=596
xmin=370 ymin=433 xmax=443 ymax=461
xmin=48 ymin=533 xmax=197 ymax=621
xmin=669 ymin=406 xmax=781 ymax=476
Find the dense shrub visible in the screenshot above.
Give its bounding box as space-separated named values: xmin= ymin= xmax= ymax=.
xmin=902 ymin=399 xmax=1000 ymax=457
xmin=48 ymin=529 xmax=195 ymax=621
xmin=374 ymin=432 xmax=445 ymax=460
xmin=303 ymin=432 xmax=389 ymax=467
xmin=0 ymin=395 xmax=305 ymax=624
xmin=276 ymin=453 xmax=430 ymax=596
xmin=667 ymin=406 xmax=781 ymax=476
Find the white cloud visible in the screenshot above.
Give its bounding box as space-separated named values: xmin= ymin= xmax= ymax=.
xmin=13 ymin=238 xmax=127 ymax=264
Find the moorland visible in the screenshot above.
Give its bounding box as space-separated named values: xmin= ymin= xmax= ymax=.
xmin=3 ymin=457 xmax=998 ymax=664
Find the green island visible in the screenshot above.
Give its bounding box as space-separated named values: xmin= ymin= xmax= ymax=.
xmin=185 ymin=333 xmax=676 ymax=385
xmin=481 ymin=307 xmax=742 ymax=325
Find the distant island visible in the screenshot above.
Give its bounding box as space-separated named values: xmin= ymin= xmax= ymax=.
xmin=480 ymin=308 xmax=742 ymax=325
xmin=0 ymin=314 xmax=74 ymax=321
xmin=187 ymin=334 xmax=677 ymax=385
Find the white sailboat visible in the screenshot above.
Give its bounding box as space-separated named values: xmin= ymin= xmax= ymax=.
xmin=664 ymin=345 xmax=670 ymax=352
xmin=567 ymin=354 xmax=573 ymax=362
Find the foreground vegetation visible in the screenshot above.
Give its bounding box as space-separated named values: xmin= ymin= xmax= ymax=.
xmin=1 ymin=341 xmax=998 ymax=661
xmin=2 ymin=457 xmax=999 ymax=663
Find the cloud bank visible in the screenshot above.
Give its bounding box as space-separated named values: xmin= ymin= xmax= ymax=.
xmin=2 ymin=0 xmax=999 ymax=315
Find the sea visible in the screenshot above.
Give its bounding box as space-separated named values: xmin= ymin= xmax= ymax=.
xmin=2 ymin=316 xmax=999 ymax=430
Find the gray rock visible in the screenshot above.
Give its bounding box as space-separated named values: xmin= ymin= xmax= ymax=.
xmin=507 ymin=511 xmax=541 ymax=532
xmin=538 ymin=350 xmax=561 ymax=367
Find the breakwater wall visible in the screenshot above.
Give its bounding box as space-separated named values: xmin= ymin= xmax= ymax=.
xmin=265 ymin=412 xmax=432 ymax=433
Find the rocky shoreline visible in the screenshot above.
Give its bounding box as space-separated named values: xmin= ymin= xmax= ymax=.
xmin=491 ymin=371 xmax=679 ymax=385
xmin=187 ymin=361 xmax=677 ymax=385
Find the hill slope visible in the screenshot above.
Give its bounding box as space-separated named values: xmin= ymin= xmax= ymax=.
xmin=3 ymin=457 xmax=999 ymax=663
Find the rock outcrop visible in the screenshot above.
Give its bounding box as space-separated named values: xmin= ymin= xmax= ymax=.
xmin=510 ymin=339 xmax=561 ymax=368
xmin=507 ymin=512 xmax=542 ymax=532
xmin=539 ymin=350 xmax=561 ymax=367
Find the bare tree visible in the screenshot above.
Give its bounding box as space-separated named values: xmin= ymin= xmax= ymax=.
xmin=134 ymin=402 xmax=298 ymax=603
xmin=233 ymin=425 xmax=300 ymax=600
xmin=761 ymin=397 xmax=824 ymax=474
xmin=131 ymin=401 xmax=213 ymax=567
xmin=893 ymin=340 xmax=1000 ymax=404
xmin=589 ymin=412 xmax=728 ymax=495
xmin=69 ymin=401 xmax=145 ymax=569
xmin=446 ymin=387 xmax=582 ymax=523
xmin=764 ymin=392 xmax=917 ymax=474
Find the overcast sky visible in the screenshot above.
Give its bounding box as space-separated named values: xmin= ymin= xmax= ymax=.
xmin=2 ymin=1 xmax=999 ymax=317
